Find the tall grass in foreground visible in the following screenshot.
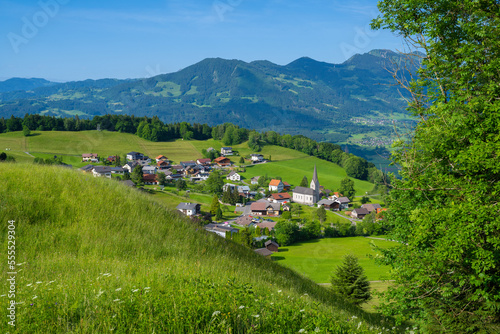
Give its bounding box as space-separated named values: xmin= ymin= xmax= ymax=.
xmin=0 ymin=164 xmax=403 ymax=333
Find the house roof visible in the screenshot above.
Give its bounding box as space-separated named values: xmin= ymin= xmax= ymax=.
xmin=336 ymin=197 xmax=351 ymax=203
xmin=221 ymin=147 xmax=232 ymax=150
xmin=197 ymin=158 xmax=211 ymax=164
xmin=353 ymin=208 xmax=370 ymax=215
xmin=251 ymin=201 xmax=280 ymax=211
xmin=82 ymin=153 xmax=98 ymax=158
xmin=271 ymin=193 xmax=291 ymax=200
xmin=254 ymin=248 xmax=273 ymax=256
xmin=127 ymin=151 xmax=140 ymax=155
xmin=123 ymin=180 xmax=136 ymax=187
xmin=269 ymin=179 xmax=282 ymax=186
xmin=156 ymin=155 xmax=167 ymax=160
xmin=79 ymin=164 xmax=94 ymax=171
xmin=176 ymin=202 xmax=200 ymax=211
xmin=265 ymin=240 xmax=279 ymax=248
xmin=93 ymin=166 xmax=112 ymax=173
xmin=361 ymin=203 xmax=382 ymax=212
xmin=143 ymin=174 xmax=157 ymax=181
xmin=227 ymin=171 xmax=239 ymax=177
xmin=143 ymin=165 xmax=156 ymax=170
xmin=251 ymin=176 xmax=261 ymax=181
xmin=235 ymin=215 xmax=254 ymax=226
xmin=214 ymin=156 xmax=230 ymax=163
xmin=293 ymin=186 xmax=314 ymax=196
xmin=157 ymin=160 xmax=169 ymax=166
xmin=317 ymin=199 xmax=335 ymax=206
xmin=258 ymin=221 xmax=277 ymax=230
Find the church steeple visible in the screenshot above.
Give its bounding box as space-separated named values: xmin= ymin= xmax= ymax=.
xmin=310 ymin=164 xmax=320 ymax=202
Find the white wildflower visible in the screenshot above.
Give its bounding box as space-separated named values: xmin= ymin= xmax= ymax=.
xmin=35 ymin=281 xmax=42 ymax=284
xmin=239 ymin=305 xmax=245 ymax=309
xmin=115 ymin=288 xmax=122 ymax=291
xmin=132 ymin=289 xmax=139 ymax=293
xmin=252 ymin=314 xmax=260 ymax=318
xmin=96 ymin=289 xmax=104 ymax=298
xmin=144 ymin=287 xmax=151 ymax=290
xmin=358 ymin=321 xmax=362 ymax=329
xmin=315 ymin=328 xmax=320 ymax=332
xmin=298 ymin=329 xmax=305 ymax=333
xmin=113 ymin=299 xmax=120 ymax=302
xmin=270 ymin=302 xmax=274 ymax=305
xmin=212 ymin=311 xmax=220 ymax=317
xmin=278 ymin=290 xmax=282 ymax=293
xmin=26 ymin=283 xmax=32 ymax=287
xmin=0 ymin=295 xmax=5 ymax=297
xmin=300 ymin=309 xmax=305 ymax=312
xmin=32 ymin=295 xmax=38 ymax=299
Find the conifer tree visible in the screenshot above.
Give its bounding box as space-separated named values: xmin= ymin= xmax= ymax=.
xmin=299 ymin=175 xmax=308 ymax=187
xmin=331 ymin=254 xmax=370 ymax=305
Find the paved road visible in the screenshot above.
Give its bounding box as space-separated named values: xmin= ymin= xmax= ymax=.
xmin=331 ymin=211 xmax=361 ymax=225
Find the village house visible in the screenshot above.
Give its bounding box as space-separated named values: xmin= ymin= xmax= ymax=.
xmin=176 ymin=202 xmax=201 ymax=216
xmin=157 ymin=160 xmax=170 ymax=171
xmin=268 ymin=179 xmax=284 ymax=192
xmin=214 ymin=156 xmax=231 ymax=167
xmin=237 ymin=185 xmax=250 ymax=195
xmin=234 ymin=215 xmax=255 ymax=227
xmin=334 ymin=197 xmax=351 ymax=210
xmin=361 ymin=203 xmax=382 ymax=214
xmin=258 ymin=220 xmax=277 ymax=232
xmin=226 ymin=171 xmax=241 ymax=181
xmin=351 ymin=208 xmax=369 ymax=219
xmin=316 ymin=199 xmax=339 ymax=211
xmin=250 ymin=200 xmax=281 ymax=216
xmin=107 ymin=155 xmax=117 ymax=163
xmin=155 ymin=155 xmax=168 ymax=163
xmin=250 ymin=176 xmax=261 ymax=185
xmin=82 ymin=153 xmax=99 ymax=162
xmin=180 ymin=160 xmax=197 ymax=169
xmin=204 ymin=224 xmax=238 ymax=238
xmin=126 ymin=151 xmax=143 ymax=161
xmin=250 ymin=154 xmax=264 ymax=162
xmin=221 ymin=147 xmax=233 ymax=156
xmin=79 ymin=164 xmax=94 ymax=173
xmin=190 ymin=171 xmax=210 ymax=182
xmin=196 ymin=158 xmax=212 ymax=166
xmin=92 ymin=166 xmax=112 ymax=178
xmin=143 ymin=174 xmax=158 ymax=185
xmin=269 ymin=192 xmax=291 ymax=204
xmin=123 ymin=161 xmax=139 ymax=173
xmin=136 ymin=156 xmax=152 ymax=166
xmin=110 ymin=167 xmax=125 ymax=175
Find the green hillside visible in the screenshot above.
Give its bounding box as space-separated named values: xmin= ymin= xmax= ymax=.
xmin=0 ymin=164 xmax=397 ymax=333
xmin=0 ymin=131 xmax=376 ymax=195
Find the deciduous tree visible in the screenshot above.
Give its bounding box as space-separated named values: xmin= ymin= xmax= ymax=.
xmin=372 ymin=1 xmax=500 ymax=331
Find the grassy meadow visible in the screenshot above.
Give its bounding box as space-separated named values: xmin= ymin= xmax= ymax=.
xmin=271 ymin=237 xmax=396 ymax=283
xmin=0 ymin=130 xmax=376 ymax=195
xmin=0 ymin=164 xmax=403 ymax=333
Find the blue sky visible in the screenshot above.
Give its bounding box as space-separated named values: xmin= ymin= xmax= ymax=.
xmin=0 ymin=0 xmax=402 ymax=82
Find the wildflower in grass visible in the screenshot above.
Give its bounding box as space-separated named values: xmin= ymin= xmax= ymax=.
xmin=298 ymin=329 xmax=305 ymax=333
xmin=315 ymin=328 xmax=320 ymax=332
xmin=358 ymin=322 xmax=362 ymax=329
xmin=32 ymin=295 xmax=38 ymax=299
xmin=48 ymin=281 xmax=55 ymax=284
xmin=26 ymin=284 xmax=32 ymax=287
xmin=239 ymin=305 xmax=245 ymax=309
xmin=96 ymin=289 xmax=104 ymax=298
xmin=212 ymin=311 xmax=220 ymax=317
xmin=115 ymin=288 xmax=121 ymax=291
xmin=144 ymin=287 xmax=150 ymax=290
xmin=113 ymin=299 xmax=120 ymax=302
xmin=278 ymin=290 xmax=282 ymax=293
xmin=270 ymin=302 xmax=274 ymax=305
xmin=36 ymin=281 xmax=42 ymax=284
xmin=300 ymin=309 xmax=305 ymax=312
xmin=132 ymin=289 xmax=139 ymax=293
xmin=252 ymin=314 xmax=260 ymax=318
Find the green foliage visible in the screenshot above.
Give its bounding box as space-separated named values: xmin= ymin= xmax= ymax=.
xmin=299 ymin=175 xmax=308 ymax=187
xmin=373 ymin=1 xmax=500 ymax=331
xmin=175 ymin=178 xmax=187 ymax=190
xmin=339 ymin=177 xmax=355 ymax=200
xmin=215 ymin=206 xmax=223 ymax=221
xmin=316 ymin=206 xmax=327 ymax=223
xmin=274 ymin=221 xmax=299 ymax=246
xmin=360 ymin=196 xmax=370 ymax=205
xmin=210 ymin=195 xmax=220 ymax=216
xmin=204 ymin=171 xmax=224 ymax=195
xmin=331 ymin=254 xmax=371 ymax=306
xmin=239 ymin=156 xmax=245 ymax=164
xmin=281 ymin=211 xmax=292 ymax=220
xmin=131 ymin=165 xmax=143 ymax=187
xmin=157 ymin=172 xmax=167 ymax=186
xmin=22 ymin=125 xmax=30 ymax=136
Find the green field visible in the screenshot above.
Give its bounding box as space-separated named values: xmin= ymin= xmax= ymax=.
xmin=271 ymin=237 xmax=396 ymax=283
xmin=240 ymin=156 xmax=374 ymax=195
xmin=0 ymin=164 xmax=399 ymax=332
xmin=0 ymin=130 xmax=376 ymax=196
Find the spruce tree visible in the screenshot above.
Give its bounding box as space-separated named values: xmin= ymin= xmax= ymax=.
xmin=210 ymin=195 xmax=219 ymax=216
xmin=299 ymin=175 xmax=308 ymax=187
xmin=331 ymin=254 xmax=370 ymax=305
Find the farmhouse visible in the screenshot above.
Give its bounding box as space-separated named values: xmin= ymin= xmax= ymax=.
xmin=270 ymin=192 xmax=291 ymax=203
xmin=351 ymin=208 xmax=369 ymax=219
xmin=176 ymin=202 xmax=201 ymax=216
xmin=334 ymin=197 xmax=351 ymax=210
xmin=268 ymin=179 xmax=284 ymax=192
xmin=143 ymin=174 xmax=158 ymax=185
xmin=92 ymin=166 xmax=112 ymax=178
xmin=196 ymin=158 xmax=212 ymax=166
xmin=155 ymin=155 xmax=168 ymax=162
xmin=250 ymin=154 xmax=264 ymax=162
xmin=142 ymin=165 xmax=157 ymax=174
xmin=126 ymin=151 xmax=143 ymax=161
xmin=226 ymin=171 xmax=241 ymax=181
xmin=221 ymin=147 xmax=233 ymax=156
xmin=123 ymin=161 xmax=139 ymax=173
xmin=361 ymin=203 xmax=382 ymax=214
xmin=251 ymin=176 xmax=261 ymax=185
xmin=82 ymin=153 xmax=98 ymax=162
xmin=316 ymin=199 xmax=339 ymax=210
xmin=204 ymin=224 xmax=238 ymax=238
xmin=214 ymin=156 xmax=231 ymax=166
xmin=250 ymin=200 xmax=281 ymax=216
xmin=157 ymin=160 xmax=170 ymax=171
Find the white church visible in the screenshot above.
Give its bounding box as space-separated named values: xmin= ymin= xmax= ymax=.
xmin=292 ymin=165 xmax=320 ymax=205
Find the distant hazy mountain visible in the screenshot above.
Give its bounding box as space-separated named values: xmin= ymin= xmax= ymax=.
xmin=0 ymin=50 xmax=418 ymax=142
xmin=0 ymin=77 xmax=56 ymax=93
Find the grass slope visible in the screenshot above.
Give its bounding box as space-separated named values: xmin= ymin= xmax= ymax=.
xmin=271 ymin=238 xmax=396 ymax=283
xmin=0 ymin=164 xmax=398 ymax=333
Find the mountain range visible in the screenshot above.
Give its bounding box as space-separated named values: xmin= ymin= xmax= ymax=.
xmin=0 ymin=49 xmax=418 ymax=142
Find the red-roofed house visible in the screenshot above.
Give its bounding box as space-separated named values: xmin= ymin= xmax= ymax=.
xmin=143 ymin=174 xmax=158 ymax=185
xmin=269 ymin=192 xmax=291 ymax=203
xmin=268 ymin=179 xmax=284 ymax=192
